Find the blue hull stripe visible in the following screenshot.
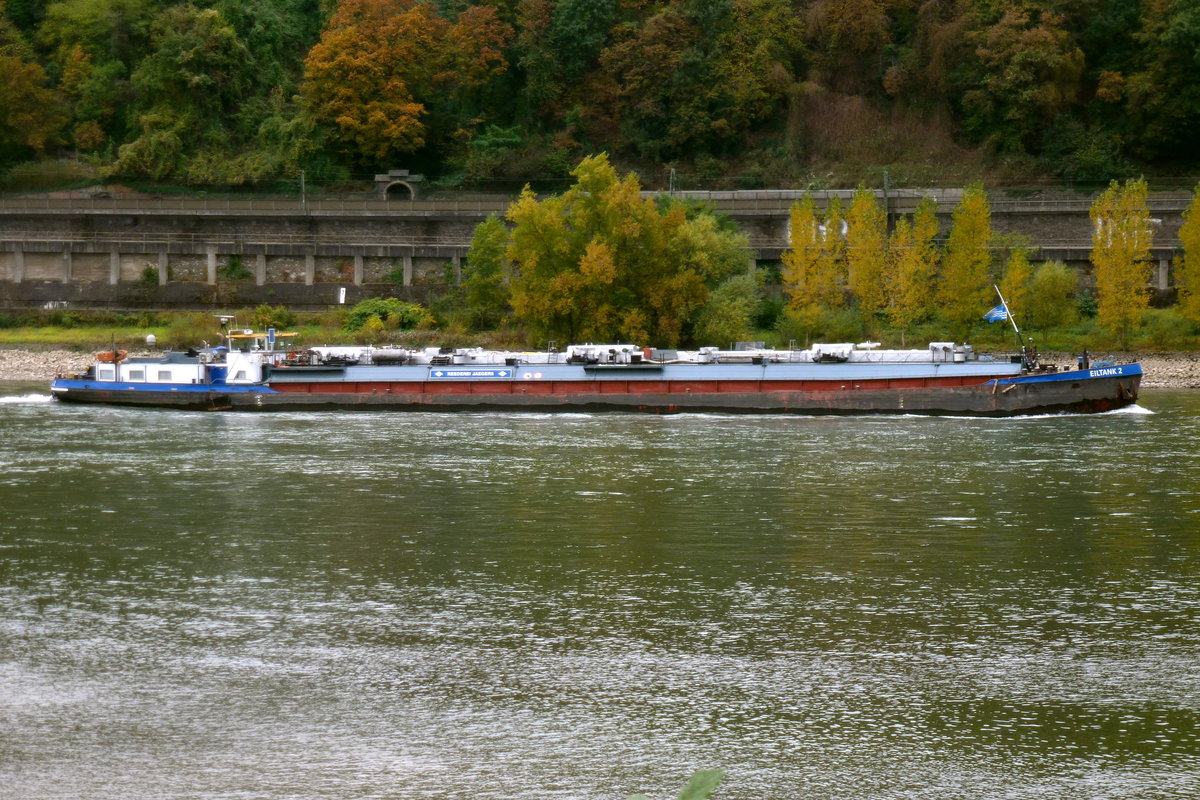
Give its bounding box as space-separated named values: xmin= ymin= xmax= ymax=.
xmin=52 ymin=380 xmax=279 ymax=393
xmin=996 ymin=363 xmax=1142 ymax=385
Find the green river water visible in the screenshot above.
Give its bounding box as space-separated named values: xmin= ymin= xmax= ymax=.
xmin=1 ymin=384 xmax=1198 ymax=799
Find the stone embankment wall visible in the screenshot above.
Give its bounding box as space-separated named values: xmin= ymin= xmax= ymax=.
xmin=0 ymin=189 xmax=1189 ymax=310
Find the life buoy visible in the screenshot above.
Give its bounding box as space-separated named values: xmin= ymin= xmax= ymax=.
xmin=96 ymin=350 xmax=128 ymax=363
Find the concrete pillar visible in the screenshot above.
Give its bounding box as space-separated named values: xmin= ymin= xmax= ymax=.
xmin=12 ymin=244 xmax=24 ymax=283
xmin=353 ymin=254 xmax=364 ymax=286
xmin=402 ymin=254 xmax=413 ymax=287
xmin=255 ymin=253 xmax=266 ymax=286
xmin=206 ymin=245 xmax=217 ymax=284
xmin=305 ymin=253 xmax=315 ymax=286
xmin=109 ymin=248 xmax=120 ymax=284
xmin=452 ymin=254 xmax=462 ymax=285
xmin=61 ymin=249 xmax=73 ymax=283
xmin=158 ymin=250 xmax=169 ymax=286
xmin=1159 ymin=258 xmax=1170 ymax=291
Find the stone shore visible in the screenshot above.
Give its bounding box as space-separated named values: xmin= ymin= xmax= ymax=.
xmin=2 ymin=346 xmax=1198 ymax=388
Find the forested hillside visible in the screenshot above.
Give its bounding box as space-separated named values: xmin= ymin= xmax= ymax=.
xmin=2 ymin=0 xmax=1198 ymax=188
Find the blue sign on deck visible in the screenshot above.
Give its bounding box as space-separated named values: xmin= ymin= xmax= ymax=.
xmin=429 ymin=368 xmax=513 ymax=379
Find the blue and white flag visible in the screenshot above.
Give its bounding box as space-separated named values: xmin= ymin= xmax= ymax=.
xmin=982 ymin=304 xmax=1008 ymax=322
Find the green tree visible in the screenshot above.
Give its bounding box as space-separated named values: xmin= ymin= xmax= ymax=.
xmin=1119 ymin=0 xmax=1200 ymax=163
xmin=463 ymin=213 xmax=512 ymax=329
xmin=1026 ymin=260 xmax=1078 ymax=330
xmin=1090 ymin=177 xmax=1153 ymax=345
xmin=693 ymin=270 xmax=762 ymax=346
xmin=939 ymin=183 xmax=993 ymax=335
xmin=1176 ymin=182 xmax=1200 ymax=324
xmin=108 ymin=3 xmax=324 ymax=183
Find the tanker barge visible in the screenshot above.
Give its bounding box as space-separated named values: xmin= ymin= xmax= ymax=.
xmin=50 ymin=328 xmax=1142 ymax=416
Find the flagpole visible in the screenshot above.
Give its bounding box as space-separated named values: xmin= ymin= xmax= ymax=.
xmin=992 ymin=283 xmax=1038 ymax=371
xmin=992 ymin=284 xmax=1025 ymax=347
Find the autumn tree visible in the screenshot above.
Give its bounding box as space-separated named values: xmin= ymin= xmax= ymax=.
xmin=956 ymin=7 xmax=1083 ymax=152
xmin=887 ymin=195 xmax=940 ymax=337
xmin=845 ymin=186 xmax=888 ymax=317
xmin=501 ymin=154 xmax=752 ymax=346
xmin=781 ymin=194 xmax=845 ymax=312
xmin=1176 ymin=183 xmax=1200 ymax=325
xmin=939 ymin=183 xmax=993 ymax=334
xmin=0 ymin=52 xmax=65 ymax=162
xmin=301 ymin=0 xmax=511 ymax=164
xmin=780 ymin=194 xmax=823 ymax=311
xmin=998 ymin=247 xmax=1033 ymax=325
xmin=1090 ymin=178 xmax=1153 ymax=346
xmin=0 ymin=9 xmax=65 ymax=161
xmin=593 ymin=0 xmax=801 ymax=160
xmin=817 ymin=196 xmax=847 ymax=303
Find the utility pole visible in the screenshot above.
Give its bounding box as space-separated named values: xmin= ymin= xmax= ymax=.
xmin=882 ymin=168 xmax=891 ymax=232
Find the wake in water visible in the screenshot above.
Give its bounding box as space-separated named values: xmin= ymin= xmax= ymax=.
xmin=1109 ymin=403 xmax=1154 ymax=415
xmin=0 ymin=393 xmax=53 ymax=404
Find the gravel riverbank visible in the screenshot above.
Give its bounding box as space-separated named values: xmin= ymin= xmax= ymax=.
xmin=3 ymin=347 xmax=1198 ymax=388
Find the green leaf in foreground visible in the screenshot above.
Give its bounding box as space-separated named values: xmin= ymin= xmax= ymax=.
xmin=626 ymin=768 xmax=725 ymax=800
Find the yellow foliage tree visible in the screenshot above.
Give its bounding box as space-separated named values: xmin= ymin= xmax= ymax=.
xmin=503 ymin=154 xmax=748 ymax=346
xmin=1176 ymin=183 xmax=1200 ymax=325
xmin=846 ymin=186 xmax=888 ymax=316
xmin=781 ymin=193 xmax=848 ymax=335
xmin=999 ymin=247 xmax=1033 ymax=324
xmin=0 ymin=54 xmax=65 ymax=155
xmin=780 ymin=194 xmax=822 ymax=310
xmin=1090 ymin=178 xmax=1153 ymax=345
xmin=817 ymin=196 xmax=847 ymax=306
xmin=887 ymin=196 xmax=940 ymax=337
xmin=939 ymin=183 xmax=993 ymax=334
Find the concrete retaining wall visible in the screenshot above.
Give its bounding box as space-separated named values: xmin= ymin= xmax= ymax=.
xmin=0 ymin=190 xmax=1188 ymax=310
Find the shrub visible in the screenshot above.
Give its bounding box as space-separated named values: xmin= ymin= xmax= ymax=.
xmin=250 ymin=304 xmax=296 ymax=330
xmin=164 ymin=312 xmax=220 ymax=347
xmin=1026 ymin=261 xmax=1079 ymax=330
xmin=1138 ymin=309 xmax=1197 ymax=350
xmin=776 ymin=306 xmax=864 ymax=345
xmin=218 ymin=255 xmax=253 ymax=282
xmin=342 ymin=298 xmax=434 ymax=334
xmin=692 ymin=272 xmax=762 ymax=347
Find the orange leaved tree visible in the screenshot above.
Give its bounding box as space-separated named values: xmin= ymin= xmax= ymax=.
xmin=301 ymin=0 xmax=510 ymax=163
